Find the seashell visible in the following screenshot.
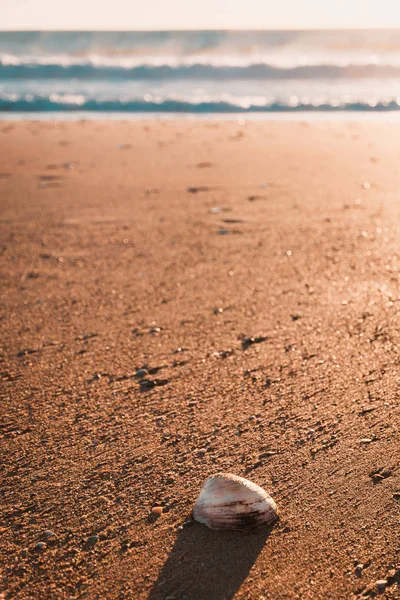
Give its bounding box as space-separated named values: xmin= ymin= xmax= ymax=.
xmin=192 ymin=472 xmax=278 ymax=530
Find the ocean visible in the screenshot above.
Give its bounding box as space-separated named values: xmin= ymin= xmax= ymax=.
xmin=1 ymin=29 xmax=400 ymax=115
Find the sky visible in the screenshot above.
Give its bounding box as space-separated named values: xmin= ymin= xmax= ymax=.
xmin=2 ymin=0 xmax=400 ymax=30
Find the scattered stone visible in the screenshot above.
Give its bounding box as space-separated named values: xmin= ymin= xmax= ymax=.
xmin=209 ymin=207 xmax=222 ymax=214
xmin=152 ymin=506 xmax=163 ymax=516
xmin=370 ymin=468 xmax=392 ymax=484
xmin=217 ymin=228 xmax=230 ymax=235
xmin=35 ymin=542 xmax=47 ymax=551
xmin=141 ymin=378 xmax=169 ymax=391
xmin=259 ymin=451 xmax=277 ymax=459
xmin=140 ymin=379 xmax=155 ymax=390
xmin=120 ymin=541 xmax=130 ymax=552
xmin=376 ymin=580 xmax=387 ymax=593
xmin=359 ymin=406 xmax=377 ymax=415
xmin=176 ymin=517 xmax=194 ymax=531
xmin=220 ymin=349 xmax=234 ymax=358
xmin=17 ymin=348 xmax=38 ymax=357
xmin=360 ymin=438 xmax=373 ymax=444
xmin=149 ymin=327 xmax=161 ymax=334
xmin=248 ymin=195 xmax=266 ymax=201
xmin=241 ymin=335 xmax=269 ymax=350
xmin=87 ymin=535 xmax=99 ymax=546
xmin=135 ymin=368 xmax=148 ymax=378
xmin=43 ymin=530 xmax=54 ymax=539
xmin=187 ymin=186 xmax=210 ymax=193
xmin=195 ymin=448 xmax=207 ymax=458
xmin=355 ymin=563 xmax=364 ymax=575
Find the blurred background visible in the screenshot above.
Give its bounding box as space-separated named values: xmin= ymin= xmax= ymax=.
xmin=1 ymin=1 xmax=400 ymax=115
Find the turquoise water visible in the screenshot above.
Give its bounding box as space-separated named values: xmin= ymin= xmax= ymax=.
xmin=1 ymin=30 xmax=400 ymax=113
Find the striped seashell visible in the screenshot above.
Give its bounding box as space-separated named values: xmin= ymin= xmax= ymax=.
xmin=192 ymin=472 xmax=278 ymax=530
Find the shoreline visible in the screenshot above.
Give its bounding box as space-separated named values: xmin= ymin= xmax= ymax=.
xmin=3 ymin=110 xmax=400 ymax=122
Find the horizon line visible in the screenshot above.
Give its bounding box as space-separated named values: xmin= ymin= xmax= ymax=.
xmin=2 ymin=26 xmax=400 ymax=33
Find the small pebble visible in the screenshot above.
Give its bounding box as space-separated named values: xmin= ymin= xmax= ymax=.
xmin=360 ymin=438 xmax=373 ymax=444
xmin=259 ymin=451 xmax=276 ymax=459
xmin=43 ymin=530 xmax=54 ymax=539
xmin=87 ymin=535 xmax=99 ymax=545
xmin=135 ymin=368 xmax=148 ymax=378
xmin=152 ymin=506 xmax=163 ymax=516
xmin=376 ymin=580 xmax=387 ymax=593
xmin=35 ymin=542 xmax=47 ymax=551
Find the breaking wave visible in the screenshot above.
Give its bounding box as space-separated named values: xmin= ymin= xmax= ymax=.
xmin=1 ymin=92 xmax=400 ymax=113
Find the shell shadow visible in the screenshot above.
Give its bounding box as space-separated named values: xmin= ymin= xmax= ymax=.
xmin=148 ymin=522 xmax=274 ymax=600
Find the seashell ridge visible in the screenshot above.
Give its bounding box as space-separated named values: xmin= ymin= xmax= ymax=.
xmin=192 ymin=472 xmax=278 ymax=530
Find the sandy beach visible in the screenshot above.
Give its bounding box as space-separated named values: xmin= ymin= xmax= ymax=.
xmin=1 ymin=119 xmax=400 ymax=599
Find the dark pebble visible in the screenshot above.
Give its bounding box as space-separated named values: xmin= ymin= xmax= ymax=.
xmin=135 ymin=368 xmax=148 ymax=378
xmin=35 ymin=542 xmax=47 ymax=551
xmin=43 ymin=530 xmax=54 ymax=539
xmin=87 ymin=535 xmax=99 ymax=545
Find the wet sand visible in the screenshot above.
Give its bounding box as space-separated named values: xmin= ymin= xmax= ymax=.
xmin=1 ymin=119 xmax=400 ymax=599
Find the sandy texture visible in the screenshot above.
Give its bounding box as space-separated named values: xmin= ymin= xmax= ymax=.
xmin=1 ymin=119 xmax=400 ymax=600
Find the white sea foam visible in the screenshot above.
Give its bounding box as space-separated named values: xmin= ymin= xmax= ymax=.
xmin=2 ymin=30 xmax=400 ymax=113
